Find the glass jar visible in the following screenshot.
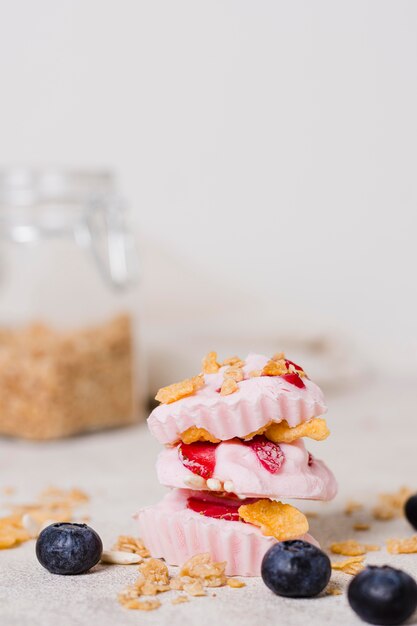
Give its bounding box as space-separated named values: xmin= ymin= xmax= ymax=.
xmin=0 ymin=167 xmax=142 ymax=440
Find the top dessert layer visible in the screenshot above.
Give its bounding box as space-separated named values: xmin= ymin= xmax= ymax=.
xmin=148 ymin=353 xmax=327 ymax=445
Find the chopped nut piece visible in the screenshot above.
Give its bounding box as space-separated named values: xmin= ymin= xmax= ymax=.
xmin=265 ymin=418 xmax=330 ymax=444
xmin=113 ymin=535 xmax=150 ymax=558
xmin=331 ymin=556 xmax=365 ymax=575
xmin=220 ymin=378 xmax=239 ymax=396
xmin=344 ymin=500 xmax=363 ymax=516
xmin=238 ymin=500 xmax=309 ymax=541
xmin=202 ymin=352 xmax=220 ymax=374
xmin=227 ymin=578 xmax=246 ymax=588
xmin=179 ymin=427 xmax=221 ymax=444
xmin=372 ymin=487 xmax=412 ymax=521
xmin=171 ymin=595 xmax=189 ymax=604
xmin=353 ymin=523 xmax=371 ymax=532
xmin=330 ymin=540 xmax=380 ymax=557
xmin=101 ymin=550 xmax=142 ymax=565
xmin=387 ymin=536 xmax=417 ymax=554
xmin=155 ymin=375 xmax=204 ymax=404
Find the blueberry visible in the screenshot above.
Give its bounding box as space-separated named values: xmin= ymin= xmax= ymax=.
xmin=261 ymin=540 xmax=331 ymax=598
xmin=405 ymin=494 xmax=417 ymax=530
xmin=348 ymin=565 xmax=417 ymax=625
xmin=36 ymin=522 xmax=103 ymax=575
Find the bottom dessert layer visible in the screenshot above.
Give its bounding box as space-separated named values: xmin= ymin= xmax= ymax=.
xmin=134 ymin=489 xmax=319 ymax=576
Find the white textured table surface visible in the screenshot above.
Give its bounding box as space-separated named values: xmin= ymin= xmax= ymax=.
xmin=1 ymin=378 xmax=417 ymax=626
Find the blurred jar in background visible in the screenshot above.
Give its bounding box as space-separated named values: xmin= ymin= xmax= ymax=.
xmin=0 ymin=167 xmax=142 ymax=440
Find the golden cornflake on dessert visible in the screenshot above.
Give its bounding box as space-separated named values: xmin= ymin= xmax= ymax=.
xmin=179 ymin=553 xmax=227 ymax=587
xmin=262 ymin=359 xmax=288 ymax=377
xmin=180 ymin=426 xmax=221 ymax=444
xmin=386 ymin=536 xmax=417 ymax=554
xmin=155 ymin=375 xmax=204 ymax=404
xmin=202 ymin=352 xmax=221 ymax=374
xmin=331 ymin=556 xmax=365 ymax=576
xmin=222 ymin=356 xmax=244 ymax=367
xmin=248 ymin=370 xmax=262 ymax=378
xmin=220 ymin=378 xmax=239 ymax=396
xmin=112 ymin=535 xmax=150 ymax=558
xmin=238 ymin=500 xmax=309 ymax=541
xmin=226 ymin=578 xmax=246 ymax=588
xmin=344 ymin=500 xmax=364 ymax=516
xmin=353 ymin=523 xmax=371 ymax=532
xmin=265 ymin=418 xmax=330 ymax=444
xmin=224 ymin=366 xmax=244 ymax=382
xmin=330 ymin=540 xmax=380 ymax=557
xmin=272 ymin=352 xmax=286 ymax=362
xmin=372 ymin=487 xmax=412 ymax=521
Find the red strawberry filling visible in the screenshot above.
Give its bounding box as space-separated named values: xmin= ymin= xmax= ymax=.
xmin=245 ymin=436 xmax=285 ymax=474
xmin=178 ymin=441 xmax=216 ymax=479
xmin=281 ymin=372 xmax=305 ymax=389
xmin=187 ymin=496 xmax=242 ymax=521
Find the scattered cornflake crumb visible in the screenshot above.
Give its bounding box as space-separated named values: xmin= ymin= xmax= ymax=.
xmin=372 ymin=487 xmax=412 ymax=521
xmin=183 ymin=580 xmax=206 ymax=596
xmin=387 ymin=536 xmax=417 ymax=554
xmin=344 ymin=500 xmax=363 ymax=516
xmin=202 ymin=352 xmax=220 ymax=374
xmin=353 ymin=523 xmax=371 ymax=532
xmin=155 ymin=375 xmax=204 ymax=404
xmin=330 ymin=540 xmax=380 ymax=557
xmin=227 ymin=578 xmax=246 ymax=588
xmin=220 ymin=378 xmax=239 ymax=396
xmin=113 ymin=535 xmax=150 ymax=558
xmin=238 ymin=500 xmax=309 ymax=541
xmin=172 ymin=595 xmax=189 ymax=605
xmin=325 ymin=581 xmax=343 ymax=596
xmin=180 ymin=553 xmax=227 ymax=587
xmin=118 ymin=594 xmax=161 ymax=611
xmin=1 ymin=487 xmax=15 ymax=496
xmin=265 ymin=418 xmax=330 ymax=444
xmin=331 ymin=556 xmax=365 ymax=576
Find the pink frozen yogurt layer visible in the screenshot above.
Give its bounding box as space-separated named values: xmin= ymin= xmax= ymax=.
xmin=148 ymin=353 xmax=327 ymax=445
xmin=134 ymin=489 xmax=319 ymax=576
xmin=156 ymin=439 xmax=337 ymax=500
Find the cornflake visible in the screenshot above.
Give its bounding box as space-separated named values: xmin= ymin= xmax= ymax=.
xmin=330 ymin=540 xmax=380 ymax=557
xmin=222 ymin=356 xmax=244 ymax=367
xmin=353 ymin=523 xmax=370 ymax=532
xmin=344 ymin=500 xmax=363 ymax=516
xmin=265 ymin=418 xmax=330 ymax=444
xmin=155 ymin=375 xmax=204 ymax=404
xmin=202 ymin=352 xmax=220 ymax=374
xmin=386 ymin=536 xmax=417 ymax=554
xmin=180 ymin=427 xmax=221 ymax=445
xmin=223 ymin=367 xmax=244 ymax=383
xmin=112 ymin=535 xmax=150 ymax=558
xmin=262 ymin=360 xmax=287 ymax=377
xmin=172 ymin=595 xmax=189 ymax=605
xmin=331 ymin=556 xmax=365 ymax=576
xmin=238 ymin=500 xmax=309 ymax=541
xmin=220 ymin=378 xmax=238 ymax=396
xmin=227 ymin=578 xmax=246 ymax=588
xmin=372 ymin=487 xmax=412 ymax=521
xmin=325 ymin=581 xmax=343 ymax=596
xmin=180 ymin=553 xmax=227 ymax=587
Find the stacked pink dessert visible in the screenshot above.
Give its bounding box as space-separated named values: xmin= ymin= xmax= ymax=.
xmin=136 ymin=352 xmax=337 ymax=576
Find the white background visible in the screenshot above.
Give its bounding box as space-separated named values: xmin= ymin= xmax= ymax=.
xmin=0 ymin=0 xmax=416 ymax=385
